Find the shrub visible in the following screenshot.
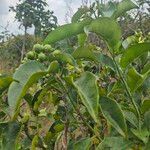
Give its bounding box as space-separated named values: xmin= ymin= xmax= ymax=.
xmin=0 ymin=0 xmax=150 ymax=149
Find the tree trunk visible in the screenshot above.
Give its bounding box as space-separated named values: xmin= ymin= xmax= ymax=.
xmin=21 ymin=26 xmax=27 ymax=61
xmin=34 ymin=25 xmax=41 ymax=37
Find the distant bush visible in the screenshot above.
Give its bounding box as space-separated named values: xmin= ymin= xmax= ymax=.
xmin=0 ymin=34 xmax=42 ymax=73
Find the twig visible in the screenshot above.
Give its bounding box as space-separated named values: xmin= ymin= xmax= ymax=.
xmin=56 ymin=74 xmax=102 ymax=141
xmin=111 ymin=54 xmax=141 ymax=129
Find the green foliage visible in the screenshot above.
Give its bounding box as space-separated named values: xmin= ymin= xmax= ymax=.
xmin=72 ymin=138 xmax=91 ymax=150
xmin=8 ymin=61 xmax=47 ymax=119
xmin=74 ymin=72 xmax=99 ymax=123
xmin=96 ymin=136 xmax=132 ymax=150
xmin=9 ymin=0 xmax=57 ymax=36
xmin=0 ymin=0 xmax=150 ymax=149
xmin=120 ymin=43 xmax=150 ymax=69
xmin=0 ymin=122 xmax=21 ymax=150
xmin=0 ymin=75 xmax=13 ymax=94
xmin=112 ymin=0 xmax=138 ymax=19
xmin=44 ymin=18 xmax=92 ymax=44
xmin=72 ymin=45 xmax=97 ymax=61
xmin=85 ymin=17 xmax=121 ymax=51
xmin=71 ymin=6 xmax=90 ymax=23
xmin=0 ymin=34 xmax=42 ymax=72
xmin=100 ymin=97 xmax=127 ymax=137
xmin=126 ymin=66 xmax=149 ymax=92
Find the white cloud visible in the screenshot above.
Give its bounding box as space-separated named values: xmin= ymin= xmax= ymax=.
xmin=0 ymin=0 xmax=9 ymax=14
xmin=48 ymin=0 xmax=67 ymax=24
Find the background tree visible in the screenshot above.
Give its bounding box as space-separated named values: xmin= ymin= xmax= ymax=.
xmin=9 ymin=0 xmax=57 ymax=60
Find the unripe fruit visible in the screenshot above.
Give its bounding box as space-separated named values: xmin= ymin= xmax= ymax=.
xmin=52 ymin=50 xmax=61 ymax=56
xmin=38 ymin=52 xmax=47 ymax=62
xmin=44 ymin=44 xmax=52 ymax=52
xmin=33 ymin=44 xmax=44 ymax=53
xmin=26 ymin=51 xmax=36 ymax=60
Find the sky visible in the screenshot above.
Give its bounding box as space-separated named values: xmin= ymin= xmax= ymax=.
xmin=0 ymin=0 xmax=93 ymax=34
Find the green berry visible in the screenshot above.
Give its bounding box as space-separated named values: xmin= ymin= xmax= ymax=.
xmin=33 ymin=44 xmax=44 ymax=53
xmin=44 ymin=44 xmax=52 ymax=52
xmin=52 ymin=50 xmax=61 ymax=56
xmin=38 ymin=52 xmax=47 ymax=62
xmin=26 ymin=51 xmax=36 ymax=60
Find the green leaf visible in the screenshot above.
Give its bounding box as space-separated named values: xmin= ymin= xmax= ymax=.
xmin=44 ymin=18 xmax=92 ymax=44
xmin=126 ymin=67 xmax=149 ymax=92
xmin=86 ymin=17 xmax=121 ymax=51
xmin=33 ymin=88 xmax=49 ymax=112
xmin=49 ymin=120 xmax=64 ymax=133
xmin=131 ymin=128 xmax=149 ymax=144
xmin=72 ymin=7 xmax=89 ymax=23
xmin=31 ymin=135 xmax=39 ymax=150
xmin=73 ymin=138 xmax=91 ymax=150
xmin=53 ymin=52 xmax=76 ymax=65
xmin=73 ymin=72 xmax=99 ymax=123
xmin=122 ymin=35 xmax=136 ymax=49
xmin=96 ymin=54 xmax=116 ymax=71
xmin=0 ymin=122 xmax=21 ymax=150
xmin=141 ymin=61 xmax=150 ymax=74
xmin=141 ymin=99 xmax=150 ymax=114
xmin=77 ymin=33 xmax=87 ymax=46
xmin=72 ymin=46 xmax=97 ymax=61
xmin=124 ymin=111 xmax=138 ymax=128
xmin=144 ymin=110 xmax=150 ymax=131
xmin=8 ymin=61 xmax=47 ymax=119
xmin=47 ymin=60 xmax=60 ymax=73
xmin=74 ymin=51 xmax=115 ymax=71
xmin=73 ymin=46 xmax=116 ymax=71
xmin=100 ymin=97 xmax=127 ymax=137
xmin=144 ymin=139 xmax=150 ymax=150
xmin=96 ymin=137 xmax=132 ymax=150
xmin=112 ymin=0 xmax=138 ymax=19
xmin=0 ymin=75 xmax=13 ymax=94
xmin=0 ymin=111 xmax=6 ymax=120
xmin=120 ymin=43 xmax=150 ymax=69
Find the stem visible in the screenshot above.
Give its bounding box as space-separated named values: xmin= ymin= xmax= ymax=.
xmin=63 ymin=120 xmax=69 ymax=150
xmin=112 ymin=56 xmax=141 ymax=129
xmin=56 ymin=74 xmax=102 ymax=141
xmin=21 ymin=26 xmax=27 ymax=62
xmin=24 ymin=123 xmax=32 ymax=141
